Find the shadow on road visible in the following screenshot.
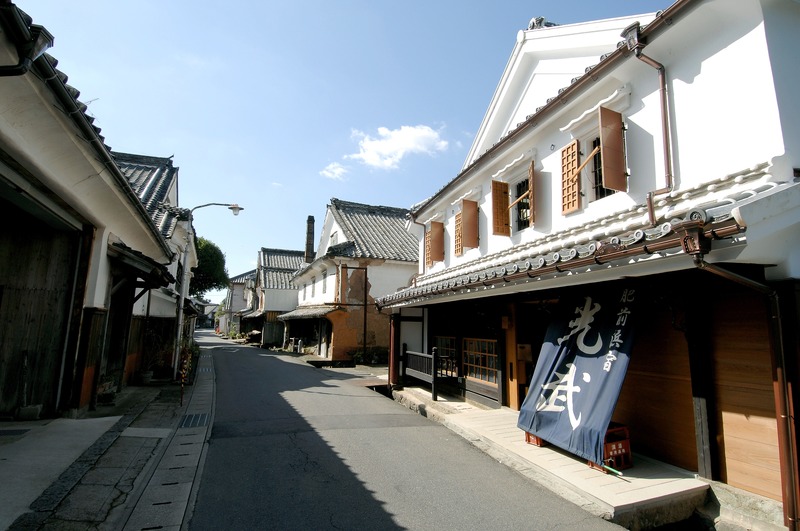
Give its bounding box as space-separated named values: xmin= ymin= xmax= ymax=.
xmin=190 ymin=332 xmax=405 ymax=530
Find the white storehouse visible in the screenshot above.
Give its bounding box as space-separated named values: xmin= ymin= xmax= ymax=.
xmin=378 ymin=1 xmax=800 ymax=528
xmin=280 ymin=199 xmax=417 ymax=362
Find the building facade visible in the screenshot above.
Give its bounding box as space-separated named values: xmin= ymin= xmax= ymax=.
xmin=250 ymin=247 xmax=305 ymax=347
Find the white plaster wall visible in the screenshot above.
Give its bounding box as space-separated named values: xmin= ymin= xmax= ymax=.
xmin=362 ymin=261 xmax=418 ymax=299
xmin=132 ymin=290 xmax=177 ymax=318
xmin=267 ymin=288 xmax=301 ymax=312
xmin=228 ymin=283 xmax=249 ymax=312
xmin=315 ymin=209 xmax=343 ymax=258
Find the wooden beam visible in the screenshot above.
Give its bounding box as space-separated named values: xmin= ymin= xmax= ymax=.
xmin=570 ymin=145 xmax=600 ymax=182
xmin=507 ymin=190 xmax=531 ymax=210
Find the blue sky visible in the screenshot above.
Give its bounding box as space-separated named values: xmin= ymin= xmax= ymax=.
xmin=21 ymin=1 xmax=670 ymax=303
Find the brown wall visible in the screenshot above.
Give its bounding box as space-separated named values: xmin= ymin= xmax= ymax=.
xmin=614 ymin=273 xmax=782 ymax=501
xmin=711 ymin=286 xmax=781 ymax=500
xmin=328 ymin=306 xmax=390 ymax=361
xmin=613 ymin=300 xmax=697 ymax=471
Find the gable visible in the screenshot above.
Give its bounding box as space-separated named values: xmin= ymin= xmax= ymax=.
xmin=464 ymin=13 xmax=656 ymax=170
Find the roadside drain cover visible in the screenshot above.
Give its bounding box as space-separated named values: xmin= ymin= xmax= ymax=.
xmin=179 ymin=413 xmax=209 ymax=428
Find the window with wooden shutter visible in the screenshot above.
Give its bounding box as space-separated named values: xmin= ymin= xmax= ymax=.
xmin=561 ymin=139 xmax=580 ymax=214
xmin=513 ymin=180 xmax=530 ymax=231
xmin=509 ymin=161 xmax=536 ymax=231
xmin=425 ymin=221 xmax=444 ymax=268
xmin=599 ymin=106 xmax=627 ymax=192
xmin=492 ymin=180 xmax=510 ymax=235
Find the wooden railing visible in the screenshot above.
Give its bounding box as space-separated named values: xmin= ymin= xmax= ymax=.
xmin=402 ymin=344 xmax=454 ymax=401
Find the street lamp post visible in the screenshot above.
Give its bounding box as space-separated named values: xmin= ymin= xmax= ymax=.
xmin=173 ymin=202 xmax=242 ymax=378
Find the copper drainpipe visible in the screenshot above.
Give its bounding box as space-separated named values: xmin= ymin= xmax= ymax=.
xmin=692 ymin=256 xmax=798 ymax=530
xmin=622 ymin=22 xmax=674 ymax=226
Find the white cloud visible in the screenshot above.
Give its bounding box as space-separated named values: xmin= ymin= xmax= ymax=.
xmin=346 ymin=125 xmax=448 ymax=170
xmin=320 ymin=162 xmax=348 ymax=181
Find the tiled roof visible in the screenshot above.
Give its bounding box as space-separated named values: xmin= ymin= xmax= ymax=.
xmin=277 ymin=305 xmax=337 ymax=321
xmin=327 ymin=198 xmax=418 ymax=262
xmin=113 ymin=152 xmax=180 ymax=239
xmin=261 ymin=248 xmax=304 ymax=290
xmin=230 ymin=269 xmax=256 ymax=284
xmin=262 ymin=248 xmax=304 ymax=271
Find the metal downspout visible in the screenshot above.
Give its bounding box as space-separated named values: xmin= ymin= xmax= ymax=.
xmin=622 ymin=22 xmax=674 ymax=226
xmin=693 ymin=256 xmax=798 ymax=529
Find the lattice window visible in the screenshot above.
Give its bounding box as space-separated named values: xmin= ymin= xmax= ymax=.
xmin=462 ymin=338 xmax=498 ymax=386
xmin=434 ymin=336 xmax=458 ymax=377
xmin=492 ymin=181 xmax=510 ymax=235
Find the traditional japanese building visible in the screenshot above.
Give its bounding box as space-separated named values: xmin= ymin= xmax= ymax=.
xmin=281 ymin=199 xmax=417 ymax=362
xmin=377 ymin=1 xmax=800 ymax=527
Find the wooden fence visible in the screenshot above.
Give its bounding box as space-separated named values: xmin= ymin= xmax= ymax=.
xmin=402 ymin=344 xmax=456 ymax=401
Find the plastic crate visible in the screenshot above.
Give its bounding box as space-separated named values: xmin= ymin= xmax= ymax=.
xmin=524 ymin=431 xmax=548 ymax=447
xmin=589 ymin=422 xmax=632 ymax=473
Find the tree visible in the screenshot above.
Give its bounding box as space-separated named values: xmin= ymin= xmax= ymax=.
xmin=190 ymin=237 xmax=229 ymax=297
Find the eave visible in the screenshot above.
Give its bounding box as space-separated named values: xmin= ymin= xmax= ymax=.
xmin=379 ymin=165 xmax=793 ymax=310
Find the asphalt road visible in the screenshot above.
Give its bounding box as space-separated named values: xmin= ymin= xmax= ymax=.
xmin=188 ymin=339 xmax=622 ymax=530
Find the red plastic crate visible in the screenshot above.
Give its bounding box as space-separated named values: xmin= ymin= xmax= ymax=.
xmin=589 ymin=422 xmax=632 ymax=473
xmin=524 ymin=431 xmax=548 ymax=447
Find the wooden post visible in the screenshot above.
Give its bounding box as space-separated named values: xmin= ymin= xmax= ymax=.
xmin=400 ymin=343 xmax=407 ymax=388
xmin=432 ymin=347 xmax=438 ymax=401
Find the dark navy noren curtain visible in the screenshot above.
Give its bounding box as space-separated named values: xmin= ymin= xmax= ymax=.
xmin=517 ymin=287 xmax=638 ymax=465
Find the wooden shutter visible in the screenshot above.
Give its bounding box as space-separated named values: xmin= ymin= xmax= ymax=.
xmin=599 ymin=107 xmax=627 ymax=192
xmin=428 ymin=221 xmax=444 ymax=265
xmin=424 ymin=228 xmax=432 ymax=268
xmin=492 ymin=181 xmax=510 ymax=235
xmin=561 ymin=139 xmax=580 ymax=214
xmin=454 ymin=211 xmax=464 ymax=257
xmin=528 ymin=161 xmax=536 ymax=227
xmin=462 ymin=199 xmax=478 ymax=249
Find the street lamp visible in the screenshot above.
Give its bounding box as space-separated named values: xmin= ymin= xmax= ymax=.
xmin=172 ymin=203 xmax=243 ymax=378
